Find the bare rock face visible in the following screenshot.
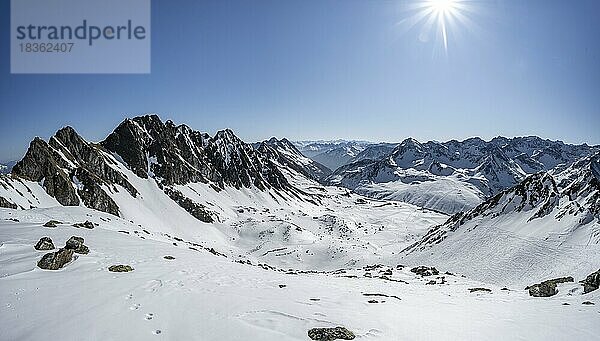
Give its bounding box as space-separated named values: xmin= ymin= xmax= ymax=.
xmin=37 ymin=248 xmax=74 ymax=270
xmin=12 ymin=138 xmax=79 ymax=206
xmin=34 ymin=237 xmax=55 ymax=250
xmin=526 ymin=276 xmax=574 ymax=297
xmin=101 ymin=115 xmax=290 ymax=190
xmin=65 ymin=236 xmax=90 ymax=254
xmin=308 ymin=327 xmax=355 ymax=341
xmin=11 ymin=127 xmax=137 ymax=216
xmin=581 ymin=269 xmax=600 ymax=294
xmin=0 ymin=196 xmax=17 ymax=209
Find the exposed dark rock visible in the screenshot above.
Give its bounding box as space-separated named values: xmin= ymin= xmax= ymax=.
xmin=367 ymin=299 xmax=379 ymax=303
xmin=257 ymin=137 xmax=332 ymax=182
xmin=163 ymin=187 xmax=216 ymax=223
xmin=163 ymin=255 xmax=175 ymax=260
xmin=581 ymin=269 xmax=600 ymax=294
xmin=11 ymin=127 xmax=139 ymax=216
xmin=101 ymin=115 xmax=290 ymax=191
xmin=0 ymin=196 xmax=17 ymax=209
xmin=582 ymin=301 xmax=595 ymax=305
xmin=13 ymin=138 xmax=80 ymax=206
xmin=37 ymin=248 xmax=74 ymax=270
xmin=65 ymin=236 xmax=89 ymax=254
xmin=410 ymin=266 xmax=439 ymax=277
xmin=526 ymin=276 xmax=574 ymax=297
xmin=363 ymin=293 xmax=401 ymax=301
xmin=469 ymin=288 xmax=492 ymax=293
xmin=308 ymin=326 xmax=355 ymax=341
xmin=108 ymin=265 xmax=134 ymax=272
xmin=426 ymin=280 xmax=436 ymax=285
xmin=43 ymin=220 xmax=61 ymax=228
xmin=34 ymin=237 xmax=55 ymax=250
xmin=278 ymin=284 xmax=287 ymax=288
xmin=73 ymin=221 xmax=95 ymax=229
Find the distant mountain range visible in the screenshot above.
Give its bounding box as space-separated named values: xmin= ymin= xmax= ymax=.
xmin=0 ymin=160 xmax=16 ymax=174
xmin=294 ymin=137 xmax=598 ymax=214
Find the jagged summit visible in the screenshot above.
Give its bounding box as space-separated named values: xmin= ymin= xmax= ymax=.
xmin=258 ymin=137 xmax=331 ymax=181
xmin=101 ymin=115 xmax=288 ymax=190
xmin=6 ymin=115 xmax=299 ymax=219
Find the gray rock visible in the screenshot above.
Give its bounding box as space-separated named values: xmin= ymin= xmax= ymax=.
xmin=73 ymin=221 xmax=95 ymax=229
xmin=37 ymin=248 xmax=74 ymax=270
xmin=581 ymin=269 xmax=600 ymax=294
xmin=65 ymin=236 xmax=89 ymax=254
xmin=308 ymin=327 xmax=355 ymax=341
xmin=469 ymin=287 xmax=492 ymax=293
xmin=43 ymin=220 xmax=62 ymax=228
xmin=108 ymin=265 xmax=134 ymax=272
xmin=410 ymin=266 xmax=439 ymax=277
xmin=34 ymin=237 xmax=55 ymax=250
xmin=526 ymin=276 xmax=574 ymax=297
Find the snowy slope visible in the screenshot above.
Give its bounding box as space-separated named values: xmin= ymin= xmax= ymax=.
xmin=1 ymin=207 xmax=599 ymax=341
xmin=402 ymin=155 xmax=600 ymax=288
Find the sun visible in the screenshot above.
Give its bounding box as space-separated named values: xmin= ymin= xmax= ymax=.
xmin=395 ymin=0 xmax=475 ymax=55
xmin=429 ymin=0 xmax=457 ymax=13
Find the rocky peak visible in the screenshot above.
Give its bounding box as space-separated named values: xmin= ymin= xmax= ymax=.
xmin=102 ymin=115 xmax=290 ymax=191
xmin=12 ymin=127 xmax=138 ymax=216
xmin=258 ymin=137 xmax=332 ymax=182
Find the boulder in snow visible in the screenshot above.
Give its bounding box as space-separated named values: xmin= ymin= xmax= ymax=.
xmin=37 ymin=248 xmax=74 ymax=270
xmin=108 ymin=265 xmax=134 ymax=272
xmin=73 ymin=221 xmax=95 ymax=229
xmin=34 ymin=237 xmax=55 ymax=251
xmin=308 ymin=326 xmax=355 ymax=341
xmin=65 ymin=236 xmax=89 ymax=254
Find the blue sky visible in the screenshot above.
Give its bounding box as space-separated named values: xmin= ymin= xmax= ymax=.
xmin=1 ymin=0 xmax=599 ymax=161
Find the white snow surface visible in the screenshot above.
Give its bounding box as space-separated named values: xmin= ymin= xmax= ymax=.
xmin=1 ymin=206 xmax=599 ymax=341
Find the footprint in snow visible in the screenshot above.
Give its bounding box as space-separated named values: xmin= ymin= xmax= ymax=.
xmin=145 ymin=313 xmax=154 ymax=320
xmin=129 ymin=303 xmax=141 ymax=310
xmin=153 ymin=330 xmax=162 ymax=335
xmin=126 ymin=294 xmax=133 ymax=300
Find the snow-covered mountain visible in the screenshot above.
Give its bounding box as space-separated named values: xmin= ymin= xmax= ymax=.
xmin=0 ymin=161 xmax=16 ymax=174
xmin=328 ymin=136 xmax=598 ymax=214
xmin=256 ymin=137 xmax=332 ymax=181
xmin=0 ymin=115 xmax=447 ymax=270
xmin=1 ymin=116 xmax=599 ymax=340
xmin=293 ymin=140 xmax=370 ymax=171
xmin=402 ymin=152 xmax=600 ymax=288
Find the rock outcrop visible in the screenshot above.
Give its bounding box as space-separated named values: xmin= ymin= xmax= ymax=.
xmin=526 ymin=277 xmax=574 ymax=297
xmin=410 ymin=266 xmax=439 ymax=277
xmin=581 ymin=269 xmax=600 ymax=294
xmin=37 ymin=248 xmax=74 ymax=270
